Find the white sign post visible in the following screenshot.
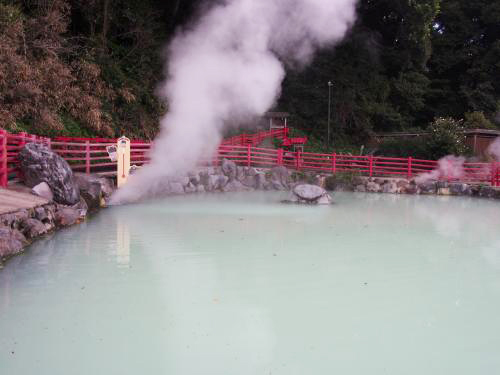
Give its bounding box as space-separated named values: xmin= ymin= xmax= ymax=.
xmin=117 ymin=136 xmax=131 ymax=188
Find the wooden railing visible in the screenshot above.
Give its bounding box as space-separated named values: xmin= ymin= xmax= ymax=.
xmin=1 ymin=128 xmax=499 ymax=188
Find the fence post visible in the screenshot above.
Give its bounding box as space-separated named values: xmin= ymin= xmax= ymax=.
xmin=369 ymin=156 xmax=373 ymax=177
xmin=277 ymin=149 xmax=283 ymax=165
xmin=407 ymin=157 xmax=412 ymax=179
xmin=85 ymin=141 xmax=91 ymax=174
xmin=296 ymin=151 xmax=302 ymax=171
xmin=332 ymin=153 xmax=337 ymax=174
xmin=247 ymin=145 xmax=251 ymax=167
xmin=0 ymin=129 xmax=7 ymax=188
xmin=491 ymin=162 xmax=497 ymax=187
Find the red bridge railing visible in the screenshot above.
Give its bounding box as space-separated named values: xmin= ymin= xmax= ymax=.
xmin=1 ymin=128 xmax=499 ymax=188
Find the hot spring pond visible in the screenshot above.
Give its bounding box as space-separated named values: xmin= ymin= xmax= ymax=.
xmin=1 ymin=192 xmax=500 ymax=374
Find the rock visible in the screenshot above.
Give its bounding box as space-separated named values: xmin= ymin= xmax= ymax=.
xmin=74 ymin=173 xmax=114 ymax=199
xmin=0 ymin=226 xmax=27 ymax=258
xmin=366 ymin=181 xmax=381 ymax=193
xmin=381 ymin=181 xmax=398 ymax=194
xmin=245 ymin=167 xmax=258 ymax=177
xmin=317 ymin=194 xmax=333 ymax=205
xmin=196 ymin=184 xmax=206 ymax=193
xmin=31 ymin=182 xmax=54 ymax=201
xmin=293 ymin=184 xmax=327 ymax=201
xmin=418 ymin=181 xmax=437 ymax=194
xmin=271 ymin=180 xmax=286 ymax=190
xmin=223 ymin=180 xmax=251 ymax=192
xmin=255 ymin=173 xmax=266 ymax=190
xmin=240 ymin=175 xmax=258 ymax=189
xmin=74 ymin=174 xmax=102 ymax=212
xmin=19 ymin=143 xmax=80 ymax=205
xmin=479 ymin=186 xmax=497 ymax=199
xmin=355 ymin=184 xmax=366 ymax=193
xmin=271 ymin=166 xmax=291 ymax=189
xmin=215 ymin=175 xmax=229 ymax=190
xmin=437 ymin=187 xmax=451 ymax=195
xmin=55 ymin=208 xmax=81 ymax=227
xmin=21 ymin=218 xmax=48 ymax=239
xmin=184 ymin=182 xmax=197 ymax=194
xmin=34 ymin=207 xmax=49 ymax=223
xmin=449 ymin=183 xmax=471 ymax=195
xmin=189 ymin=175 xmax=200 ymax=186
xmin=169 ymin=182 xmax=185 ymax=195
xmin=221 ymin=159 xmax=238 ymax=180
xmin=405 ymin=182 xmax=419 ymax=195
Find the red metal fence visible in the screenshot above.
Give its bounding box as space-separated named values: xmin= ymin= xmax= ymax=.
xmin=1 ymin=128 xmax=499 ymax=188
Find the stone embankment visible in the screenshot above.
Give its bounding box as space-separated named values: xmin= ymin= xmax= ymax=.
xmin=0 ymin=143 xmax=114 ymax=265
xmin=332 ymin=176 xmax=500 ymax=199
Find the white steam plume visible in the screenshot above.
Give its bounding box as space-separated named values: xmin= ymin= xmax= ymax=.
xmin=487 ymin=137 xmax=500 ymax=161
xmin=415 ymin=155 xmax=466 ymax=184
xmin=111 ymin=0 xmax=357 ymax=204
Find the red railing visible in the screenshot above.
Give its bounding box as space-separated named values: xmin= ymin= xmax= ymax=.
xmin=221 ymin=128 xmax=288 ymax=146
xmin=1 ymin=128 xmax=499 ymax=188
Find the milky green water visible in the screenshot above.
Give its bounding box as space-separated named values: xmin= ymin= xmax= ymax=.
xmin=1 ymin=192 xmax=500 ymax=375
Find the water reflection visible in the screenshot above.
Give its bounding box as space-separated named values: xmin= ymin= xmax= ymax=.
xmin=116 ymin=218 xmax=131 ymax=268
xmin=1 ymin=192 xmax=500 ymax=375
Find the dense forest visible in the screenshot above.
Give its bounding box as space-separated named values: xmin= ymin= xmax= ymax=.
xmin=1 ymin=0 xmax=499 ymax=151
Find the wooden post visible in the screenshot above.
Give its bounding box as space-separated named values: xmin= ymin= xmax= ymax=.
xmin=247 ymin=145 xmax=251 ymax=167
xmin=85 ymin=141 xmax=91 ymax=174
xmin=0 ymin=129 xmax=7 ymax=187
xmin=369 ymin=156 xmax=373 ymax=177
xmin=407 ymin=157 xmax=412 ymax=179
xmin=332 ymin=153 xmax=337 ymax=174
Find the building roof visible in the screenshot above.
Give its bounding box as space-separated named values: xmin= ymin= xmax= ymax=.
xmin=264 ymin=112 xmax=290 ymax=118
xmin=464 ymin=128 xmax=500 ymax=137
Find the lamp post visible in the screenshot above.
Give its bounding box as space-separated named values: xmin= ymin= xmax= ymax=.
xmin=327 ymin=81 xmax=333 ymax=150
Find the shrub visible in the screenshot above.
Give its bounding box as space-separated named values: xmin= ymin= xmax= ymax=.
xmin=426 ymin=117 xmax=470 ymax=159
xmin=324 ymin=171 xmax=359 ymax=191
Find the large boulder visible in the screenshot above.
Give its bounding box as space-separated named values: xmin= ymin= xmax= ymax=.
xmin=0 ymin=226 xmax=27 ymax=259
xmin=74 ymin=174 xmax=102 ymax=212
xmin=221 ymin=159 xmax=238 ymax=181
xmin=293 ymin=184 xmax=327 ymax=201
xmin=55 ymin=207 xmax=81 ymax=227
xmin=290 ymin=184 xmax=333 ymax=205
xmin=19 ymin=143 xmax=80 ymax=205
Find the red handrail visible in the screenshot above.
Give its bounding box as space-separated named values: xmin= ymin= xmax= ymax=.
xmin=1 ymin=127 xmax=499 ymax=188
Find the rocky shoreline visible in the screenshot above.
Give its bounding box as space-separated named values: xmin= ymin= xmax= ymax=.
xmin=330 ymin=175 xmax=500 ymax=199
xmin=1 ymin=143 xmax=499 ymax=267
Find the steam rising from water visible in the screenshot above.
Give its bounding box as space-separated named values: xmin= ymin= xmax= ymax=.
xmin=112 ymin=0 xmax=357 ymax=204
xmin=416 ymin=137 xmax=500 ymax=184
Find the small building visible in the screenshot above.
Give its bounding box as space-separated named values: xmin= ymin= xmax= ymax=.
xmin=464 ymin=129 xmax=500 ymax=159
xmin=264 ymin=112 xmax=289 ymax=130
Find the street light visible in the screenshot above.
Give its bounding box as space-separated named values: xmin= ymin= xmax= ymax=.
xmin=327 ymin=81 xmax=333 ymax=150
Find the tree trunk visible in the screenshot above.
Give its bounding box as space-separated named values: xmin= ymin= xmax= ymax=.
xmin=101 ymin=0 xmax=110 ymax=53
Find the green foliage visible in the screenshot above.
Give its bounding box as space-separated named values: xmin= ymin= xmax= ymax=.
xmin=324 ymin=172 xmax=360 ymax=191
xmin=1 ymin=0 xmax=498 ymax=146
xmin=464 ymin=111 xmax=497 ymax=129
xmin=376 ymin=117 xmax=472 ymax=159
xmin=426 ymin=117 xmax=470 ymax=158
xmin=375 ymin=137 xmax=431 ymax=159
